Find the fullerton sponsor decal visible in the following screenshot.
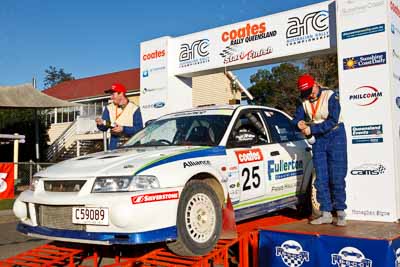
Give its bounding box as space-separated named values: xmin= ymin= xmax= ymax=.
xmin=142 ymin=49 xmax=166 ymax=61
xmin=351 ymin=163 xmax=386 ymax=175
xmin=349 ymin=86 xmax=383 ymax=106
xmin=341 ymin=24 xmax=385 ymax=40
xmin=286 ymin=10 xmax=329 ymax=46
xmin=235 ymin=148 xmax=263 ymax=164
xmin=131 ymin=191 xmax=179 ymax=204
xmin=343 ymin=52 xmax=386 ymax=70
xmin=351 ymin=124 xmax=383 ymax=144
xmin=221 ymin=21 xmax=277 ymax=45
xmin=391 ymin=1 xmax=400 ymax=19
xmin=183 ymin=160 xmax=211 ymax=168
xmin=219 ymin=46 xmax=273 ymax=64
xmin=331 ymin=247 xmax=372 ymax=267
xmin=267 ymin=159 xmax=303 ymax=180
xmin=179 ymin=39 xmax=210 ymax=68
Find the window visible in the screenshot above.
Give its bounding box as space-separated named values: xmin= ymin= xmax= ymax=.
xmin=263 ymin=110 xmax=304 ymax=143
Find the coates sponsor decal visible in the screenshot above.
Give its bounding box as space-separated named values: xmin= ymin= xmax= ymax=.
xmin=391 ymin=1 xmax=400 ymax=19
xmin=286 ymin=10 xmax=329 ymax=46
xmin=341 ymin=24 xmax=385 ymax=40
xmin=179 ymin=39 xmax=210 ymax=68
xmin=275 ymin=240 xmax=310 ymax=266
xmin=341 ymin=0 xmax=384 ymax=16
xmin=142 ymin=49 xmax=166 ymax=61
xmin=351 ymin=163 xmax=386 ymax=175
xmin=343 ymin=52 xmax=386 ymax=70
xmin=221 ymin=21 xmax=277 ymax=46
xmin=131 ymin=191 xmax=179 ymax=204
xmin=331 ymin=247 xmax=372 ymax=267
xmin=349 ymin=86 xmax=383 ymax=106
xmin=219 ymin=46 xmax=273 ymax=64
xmin=235 ymin=148 xmax=263 ymax=164
xmin=142 ymin=101 xmax=166 ymax=109
xmin=351 ymin=124 xmax=383 ymax=144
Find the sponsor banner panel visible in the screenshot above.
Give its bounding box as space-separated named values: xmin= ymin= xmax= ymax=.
xmin=0 ymin=163 xmax=14 ymax=199
xmin=259 ymin=230 xmax=398 ymax=266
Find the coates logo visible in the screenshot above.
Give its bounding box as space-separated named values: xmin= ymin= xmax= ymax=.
xmin=331 ymin=247 xmax=372 ymax=267
xmin=142 ymin=49 xmax=166 ymax=61
xmin=219 ymin=46 xmax=273 ymax=64
xmin=349 ymin=86 xmax=383 ymax=106
xmin=391 ymin=1 xmax=400 ymax=19
xmin=179 ymin=39 xmax=210 ymax=68
xmin=131 ymin=191 xmax=179 ymax=205
xmin=275 ymin=240 xmax=310 ymax=267
xmin=235 ymin=148 xmax=263 ymax=164
xmin=286 ymin=10 xmax=329 ymax=46
xmin=221 ymin=22 xmax=277 ymax=46
xmin=351 ymin=163 xmax=386 ymax=175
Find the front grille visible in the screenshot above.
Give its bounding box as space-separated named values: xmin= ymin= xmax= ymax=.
xmin=37 ymin=205 xmax=85 ymax=231
xmin=44 ymin=180 xmax=86 ymax=192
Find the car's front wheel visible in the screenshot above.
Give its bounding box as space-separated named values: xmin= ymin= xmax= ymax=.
xmin=167 ymin=180 xmax=222 ymax=256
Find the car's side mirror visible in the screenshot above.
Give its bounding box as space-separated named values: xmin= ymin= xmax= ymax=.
xmin=145 ymin=119 xmax=155 ymax=127
xmin=232 ymin=130 xmax=258 ymax=147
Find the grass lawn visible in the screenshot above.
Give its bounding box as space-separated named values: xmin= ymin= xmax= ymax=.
xmin=0 ymin=199 xmax=15 ymax=210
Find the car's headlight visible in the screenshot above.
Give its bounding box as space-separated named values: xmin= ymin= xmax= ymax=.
xmin=92 ymin=175 xmax=160 ymax=193
xmin=30 ymin=177 xmax=40 ymax=191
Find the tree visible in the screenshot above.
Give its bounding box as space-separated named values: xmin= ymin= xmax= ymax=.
xmin=43 ymin=66 xmax=75 ymax=88
xmin=248 ymin=63 xmax=304 ymax=115
xmin=304 ymin=54 xmax=339 ymax=89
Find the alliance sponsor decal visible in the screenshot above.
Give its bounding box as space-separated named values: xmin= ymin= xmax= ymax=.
xmin=275 ymin=240 xmax=310 ymax=267
xmin=235 ymin=148 xmax=263 ymax=164
xmin=179 ymin=39 xmax=210 ymax=68
xmin=142 ymin=66 xmax=166 ymax=78
xmin=341 ymin=0 xmax=384 ymax=16
xmin=142 ymin=49 xmax=166 ymax=61
xmin=183 ymin=160 xmax=211 ymax=168
xmin=221 ymin=21 xmax=277 ymax=45
xmin=267 ymin=159 xmax=303 ymax=180
xmin=351 ymin=163 xmax=386 ymax=175
xmin=351 ymin=124 xmax=383 ymax=144
xmin=142 ymin=101 xmax=166 ymax=109
xmin=341 ymin=24 xmax=385 ymax=40
xmin=131 ymin=191 xmax=179 ymax=204
xmin=286 ymin=10 xmax=329 ymax=46
xmin=331 ymin=247 xmax=372 ymax=267
xmin=343 ymin=52 xmax=386 ymax=70
xmin=348 ymin=86 xmax=383 ymax=106
xmin=219 ymin=45 xmax=273 ymax=64
xmin=391 ymin=1 xmax=400 ymax=19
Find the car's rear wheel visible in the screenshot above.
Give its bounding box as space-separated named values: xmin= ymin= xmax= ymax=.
xmin=167 ymin=180 xmax=222 ymax=256
xmin=298 ymin=171 xmax=320 ymax=218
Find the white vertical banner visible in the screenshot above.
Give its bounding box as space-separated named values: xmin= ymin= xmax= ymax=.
xmin=337 ymin=0 xmax=399 ymax=221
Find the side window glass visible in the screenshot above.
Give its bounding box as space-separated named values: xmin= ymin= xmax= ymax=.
xmin=264 ymin=111 xmax=305 ymax=143
xmin=228 ymin=111 xmax=269 ymax=146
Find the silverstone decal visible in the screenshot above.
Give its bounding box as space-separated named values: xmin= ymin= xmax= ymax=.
xmin=286 ymin=10 xmax=329 ymax=46
xmin=131 ymin=191 xmax=179 ymax=204
xmin=179 ymin=39 xmax=210 ymax=68
xmin=235 ymin=148 xmax=264 ymax=164
xmin=350 ymin=163 xmax=386 ymax=175
xmin=183 ymin=160 xmax=211 ymax=168
xmin=343 ymin=52 xmax=386 ymax=70
xmin=267 ymin=160 xmax=303 ymax=180
xmin=219 ymin=46 xmax=273 ymax=64
xmin=331 ymin=247 xmax=372 ymax=267
xmin=341 ymin=24 xmax=385 ymax=40
xmin=348 ymin=86 xmax=382 ymax=106
xmin=142 ymin=49 xmax=166 ymax=61
xmin=220 ymin=21 xmax=277 ymax=45
xmin=351 ymin=124 xmax=383 ymax=144
xmin=275 ymin=240 xmax=310 ymax=267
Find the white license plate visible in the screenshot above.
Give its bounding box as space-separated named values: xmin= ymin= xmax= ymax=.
xmin=72 ymin=207 xmax=109 ymax=225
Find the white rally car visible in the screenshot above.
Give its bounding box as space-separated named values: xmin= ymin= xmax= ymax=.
xmin=14 ymin=105 xmax=315 ymax=256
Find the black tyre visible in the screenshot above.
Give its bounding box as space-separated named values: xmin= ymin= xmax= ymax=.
xmin=167 ymin=180 xmax=222 ymax=256
xmin=298 ymin=172 xmax=321 ymax=218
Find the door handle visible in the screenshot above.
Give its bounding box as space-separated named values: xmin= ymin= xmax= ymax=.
xmin=270 ymin=151 xmax=280 ymax=156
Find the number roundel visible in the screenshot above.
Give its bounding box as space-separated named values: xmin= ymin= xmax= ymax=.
xmin=242 ymin=166 xmax=261 ymax=191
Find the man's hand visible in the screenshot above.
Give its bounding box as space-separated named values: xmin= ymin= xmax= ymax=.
xmin=95 ymin=117 xmax=103 ymax=126
xmin=111 ymin=124 xmax=123 ymax=134
xmin=297 ymin=120 xmax=307 ymax=130
xmin=302 ymin=126 xmax=311 ymax=136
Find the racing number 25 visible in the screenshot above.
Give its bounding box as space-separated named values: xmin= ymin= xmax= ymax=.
xmin=242 ymin=166 xmax=260 ymax=191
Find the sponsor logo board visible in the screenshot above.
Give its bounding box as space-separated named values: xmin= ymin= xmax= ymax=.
xmin=348 ymin=86 xmax=383 ymax=106
xmin=267 ymin=160 xmax=303 ymax=180
xmin=275 ymin=240 xmax=310 ymax=267
xmin=351 ymin=124 xmax=383 ymax=144
xmin=235 ymin=148 xmax=263 ymax=164
xmin=131 ymin=191 xmax=179 ymax=204
xmin=351 ymin=163 xmax=386 ymax=175
xmin=343 ymin=52 xmax=386 ymax=70
xmin=342 ymin=24 xmax=385 ymax=39
xmin=179 ymin=39 xmax=210 ymax=68
xmin=331 ymin=247 xmax=372 ymax=267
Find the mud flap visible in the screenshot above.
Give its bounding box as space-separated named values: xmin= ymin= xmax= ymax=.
xmin=220 ymin=196 xmax=237 ymax=239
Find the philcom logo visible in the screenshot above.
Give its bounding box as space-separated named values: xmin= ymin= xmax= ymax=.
xmin=276 ymin=240 xmax=310 ymax=267
xmin=349 ymin=86 xmax=382 ymax=106
xmin=331 ymin=247 xmax=372 ymax=267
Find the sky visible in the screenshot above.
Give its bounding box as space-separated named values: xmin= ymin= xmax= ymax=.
xmin=0 ymin=0 xmax=325 ymax=89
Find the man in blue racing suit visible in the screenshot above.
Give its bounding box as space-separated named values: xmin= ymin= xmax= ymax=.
xmin=292 ymin=74 xmax=348 ymax=226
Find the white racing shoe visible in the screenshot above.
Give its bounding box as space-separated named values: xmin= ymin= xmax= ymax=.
xmin=335 ymin=210 xmax=347 ymax=227
xmin=309 ymin=211 xmax=333 ymax=225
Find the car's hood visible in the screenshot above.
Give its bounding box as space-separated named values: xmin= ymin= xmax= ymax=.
xmin=36 ymin=146 xmax=208 ymax=179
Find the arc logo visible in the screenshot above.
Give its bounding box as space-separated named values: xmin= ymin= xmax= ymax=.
xmin=179 ymin=39 xmax=210 ymax=68
xmin=235 ymin=148 xmax=263 ymax=164
xmin=331 ymin=247 xmax=372 ymax=267
xmin=275 ymin=240 xmax=310 ymax=267
xmin=349 ymin=86 xmax=382 ymax=106
xmin=131 ymin=191 xmax=179 ymax=204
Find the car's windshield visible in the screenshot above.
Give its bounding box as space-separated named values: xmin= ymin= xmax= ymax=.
xmin=124 ymin=114 xmax=232 ymax=147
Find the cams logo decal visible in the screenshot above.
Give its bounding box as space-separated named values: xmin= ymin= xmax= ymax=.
xmin=331 ymin=247 xmax=372 ymax=267
xmin=276 ymin=240 xmax=310 ymax=267
xmin=183 ymin=160 xmax=211 ymax=168
xmin=131 ymin=191 xmax=179 ymax=204
xmin=351 ymin=163 xmax=386 ymax=175
xmin=235 ymin=148 xmax=263 ymax=164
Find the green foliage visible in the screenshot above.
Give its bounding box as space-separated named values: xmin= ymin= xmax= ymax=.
xmin=0 ymin=109 xmax=49 ymax=162
xmin=44 ymin=66 xmax=75 ymax=89
xmin=305 ymin=54 xmax=339 ymax=89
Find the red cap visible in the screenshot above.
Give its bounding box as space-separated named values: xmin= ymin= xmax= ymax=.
xmin=105 ymin=83 xmax=127 ymax=94
xmin=297 ymin=74 xmax=315 ymax=98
